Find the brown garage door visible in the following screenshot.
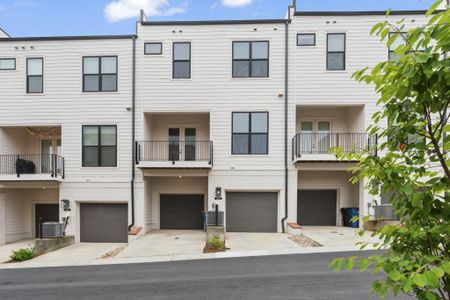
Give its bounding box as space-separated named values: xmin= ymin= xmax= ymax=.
xmin=226 ymin=192 xmax=278 ymax=232
xmin=160 ymin=194 xmax=205 ymax=230
xmin=80 ymin=203 xmax=128 ymax=243
xmin=297 ymin=190 xmax=337 ymax=226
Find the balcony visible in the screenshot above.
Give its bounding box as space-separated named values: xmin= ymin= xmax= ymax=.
xmin=136 ymin=141 xmax=213 ymax=169
xmin=292 ymin=133 xmax=377 ymax=162
xmin=0 ymin=154 xmax=65 ymax=181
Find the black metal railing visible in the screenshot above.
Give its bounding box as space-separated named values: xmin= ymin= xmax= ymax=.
xmin=136 ymin=141 xmax=213 ymax=165
xmin=292 ymin=133 xmax=377 ymax=160
xmin=0 ymin=154 xmax=65 ymax=178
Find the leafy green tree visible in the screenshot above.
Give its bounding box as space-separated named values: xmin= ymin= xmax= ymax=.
xmin=330 ymin=1 xmax=450 ymax=299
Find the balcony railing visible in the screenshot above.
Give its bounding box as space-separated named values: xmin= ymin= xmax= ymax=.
xmin=136 ymin=141 xmax=213 ymax=165
xmin=292 ymin=133 xmax=377 ymax=160
xmin=0 ymin=154 xmax=65 ymax=178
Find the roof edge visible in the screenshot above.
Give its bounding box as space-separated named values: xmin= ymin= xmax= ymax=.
xmin=0 ymin=34 xmax=137 ymax=42
xmin=141 ymin=19 xmax=288 ymax=26
xmin=294 ymin=9 xmax=443 ymax=16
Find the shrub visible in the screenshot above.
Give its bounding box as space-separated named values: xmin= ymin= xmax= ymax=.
xmin=10 ymin=247 xmax=36 ymax=262
xmin=208 ymin=235 xmax=225 ymax=250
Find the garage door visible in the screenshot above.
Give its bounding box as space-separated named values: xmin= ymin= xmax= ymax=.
xmin=297 ymin=190 xmax=337 ymax=226
xmin=226 ymin=192 xmax=278 ymax=232
xmin=80 ymin=203 xmax=128 ymax=243
xmin=160 ymin=194 xmax=204 ymax=230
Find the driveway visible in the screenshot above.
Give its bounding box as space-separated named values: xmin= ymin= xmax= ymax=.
xmin=226 ymin=232 xmax=299 ymax=252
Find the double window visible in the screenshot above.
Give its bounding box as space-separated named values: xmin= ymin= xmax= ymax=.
xmin=326 ymin=33 xmax=345 ymax=70
xmin=173 ymin=42 xmax=191 ymax=79
xmin=82 ymin=125 xmax=117 ymax=167
xmin=145 ymin=42 xmax=162 ymax=55
xmin=27 ymin=58 xmax=43 ymax=93
xmin=297 ymin=34 xmax=316 ymax=46
xmin=0 ymin=58 xmax=15 ymax=70
xmin=232 ymin=41 xmax=269 ymax=78
xmin=83 ymin=56 xmax=117 ymax=92
xmin=232 ymin=112 xmax=269 ymax=155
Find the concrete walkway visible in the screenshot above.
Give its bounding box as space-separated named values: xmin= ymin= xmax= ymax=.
xmin=0 ymin=239 xmax=34 ymax=263
xmin=0 ymin=227 xmax=381 ymax=269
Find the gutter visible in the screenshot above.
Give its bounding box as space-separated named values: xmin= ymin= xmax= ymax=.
xmin=281 ymin=10 xmax=290 ymax=233
xmin=129 ymin=36 xmax=136 ymax=231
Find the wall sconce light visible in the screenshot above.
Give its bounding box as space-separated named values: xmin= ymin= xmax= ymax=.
xmin=215 ymin=187 xmax=222 ymax=200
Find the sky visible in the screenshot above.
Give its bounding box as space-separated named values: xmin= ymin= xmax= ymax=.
xmin=0 ymin=0 xmax=437 ymax=37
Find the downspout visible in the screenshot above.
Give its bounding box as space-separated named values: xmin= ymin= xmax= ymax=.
xmin=281 ymin=17 xmax=290 ymax=233
xmin=129 ymin=36 xmax=136 ymax=231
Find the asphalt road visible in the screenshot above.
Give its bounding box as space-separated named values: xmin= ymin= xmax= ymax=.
xmin=0 ymin=251 xmax=409 ymax=300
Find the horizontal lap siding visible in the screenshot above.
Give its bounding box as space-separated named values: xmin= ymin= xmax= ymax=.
xmin=0 ymin=39 xmax=133 ymax=181
xmin=137 ymin=23 xmax=286 ymax=171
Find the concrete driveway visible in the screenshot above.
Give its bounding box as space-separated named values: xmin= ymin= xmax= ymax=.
xmin=226 ymin=233 xmax=299 ymax=252
xmin=118 ymin=230 xmax=205 ymax=260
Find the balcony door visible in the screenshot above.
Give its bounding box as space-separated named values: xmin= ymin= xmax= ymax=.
xmin=40 ymin=138 xmax=61 ymax=173
xmin=168 ymin=128 xmax=196 ymax=161
xmin=300 ymin=121 xmax=331 ymax=153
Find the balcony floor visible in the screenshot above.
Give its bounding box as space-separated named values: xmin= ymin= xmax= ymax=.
xmin=0 ymin=174 xmax=63 ymax=182
xmin=137 ymin=161 xmax=212 ymax=169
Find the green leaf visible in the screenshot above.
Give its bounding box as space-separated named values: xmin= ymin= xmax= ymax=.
xmin=430 ymin=267 xmax=444 ymax=278
xmin=412 ymin=274 xmax=428 ymax=287
xmin=330 ymin=258 xmax=343 ymax=272
xmin=426 ymin=0 xmax=443 ymax=16
xmin=358 ymin=259 xmax=370 ymax=272
xmin=442 ymin=262 xmax=450 ymax=274
xmin=345 ymin=257 xmax=355 ymax=270
xmin=388 ymin=270 xmax=402 ymax=281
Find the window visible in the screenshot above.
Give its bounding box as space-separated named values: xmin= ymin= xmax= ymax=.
xmin=389 ymin=32 xmax=407 ymax=62
xmin=0 ymin=58 xmax=15 ymax=70
xmin=82 ymin=125 xmax=117 ymax=167
xmin=145 ymin=42 xmax=162 ymax=55
xmin=232 ymin=112 xmax=268 ymax=155
xmin=297 ymin=34 xmax=316 ymax=46
xmin=83 ymin=56 xmax=117 ymax=92
xmin=173 ymin=42 xmax=191 ymax=79
xmin=232 ymin=41 xmax=269 ymax=78
xmin=27 ymin=58 xmax=43 ymax=93
xmin=327 ymin=33 xmax=345 ymax=70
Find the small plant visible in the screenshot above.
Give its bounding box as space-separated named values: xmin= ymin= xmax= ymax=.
xmin=208 ymin=235 xmax=225 ymax=251
xmin=10 ymin=247 xmax=36 ymax=262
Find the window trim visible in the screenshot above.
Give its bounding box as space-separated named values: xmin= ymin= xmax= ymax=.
xmin=326 ymin=33 xmax=346 ymax=71
xmin=82 ymin=55 xmax=118 ymax=92
xmin=232 ymin=41 xmax=270 ymax=78
xmin=0 ymin=58 xmax=16 ymax=70
xmin=82 ymin=125 xmax=118 ymax=167
xmin=144 ymin=42 xmax=163 ymax=55
xmin=231 ymin=112 xmax=269 ymax=155
xmin=297 ymin=33 xmax=316 ymax=46
xmin=26 ymin=57 xmax=44 ymax=94
xmin=172 ymin=42 xmax=191 ymax=79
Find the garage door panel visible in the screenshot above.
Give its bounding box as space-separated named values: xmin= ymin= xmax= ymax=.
xmin=160 ymin=195 xmax=204 ymax=230
xmin=297 ymin=190 xmax=337 ymax=226
xmin=80 ymin=204 xmax=128 ymax=243
xmin=226 ymin=192 xmax=277 ymax=233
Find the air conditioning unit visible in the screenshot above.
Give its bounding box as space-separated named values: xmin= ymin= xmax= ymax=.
xmin=373 ymin=204 xmax=397 ymax=220
xmin=42 ymin=222 xmax=64 ymax=238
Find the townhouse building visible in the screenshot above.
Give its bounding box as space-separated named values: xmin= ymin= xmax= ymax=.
xmin=0 ymin=1 xmax=438 ymax=245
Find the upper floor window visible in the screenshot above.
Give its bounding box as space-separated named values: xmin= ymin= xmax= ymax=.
xmin=232 ymin=41 xmax=269 ymax=78
xmin=83 ymin=56 xmax=117 ymax=92
xmin=389 ymin=32 xmax=407 ymax=62
xmin=297 ymin=34 xmax=316 ymax=46
xmin=0 ymin=58 xmax=15 ymax=70
xmin=27 ymin=58 xmax=43 ymax=93
xmin=173 ymin=42 xmax=191 ymax=79
xmin=232 ymin=112 xmax=268 ymax=155
xmin=327 ymin=33 xmax=345 ymax=70
xmin=82 ymin=125 xmax=117 ymax=167
xmin=145 ymin=42 xmax=162 ymax=55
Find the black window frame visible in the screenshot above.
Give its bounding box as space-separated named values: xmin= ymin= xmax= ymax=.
xmin=0 ymin=58 xmax=16 ymax=70
xmin=297 ymin=33 xmax=316 ymax=46
xmin=26 ymin=57 xmax=44 ymax=94
xmin=82 ymin=125 xmax=117 ymax=167
xmin=232 ymin=41 xmax=270 ymax=78
xmin=172 ymin=42 xmax=191 ymax=79
xmin=326 ymin=33 xmax=346 ymax=71
xmin=82 ymin=56 xmax=118 ymax=92
xmin=144 ymin=42 xmax=163 ymax=55
xmin=231 ymin=112 xmax=269 ymax=155
xmin=388 ymin=32 xmax=407 ymax=62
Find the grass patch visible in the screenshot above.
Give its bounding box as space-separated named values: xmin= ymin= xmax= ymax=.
xmin=10 ymin=247 xmax=36 ymax=262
